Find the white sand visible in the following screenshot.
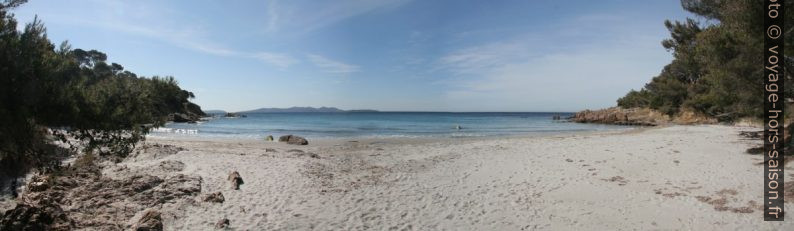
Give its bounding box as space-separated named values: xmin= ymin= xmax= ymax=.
xmin=109 ymin=125 xmax=792 ymax=230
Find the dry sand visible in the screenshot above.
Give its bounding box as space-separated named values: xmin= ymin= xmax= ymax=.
xmin=105 ymin=125 xmax=792 ymax=230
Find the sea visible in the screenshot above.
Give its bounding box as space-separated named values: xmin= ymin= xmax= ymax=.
xmin=150 ymin=112 xmax=628 ymax=140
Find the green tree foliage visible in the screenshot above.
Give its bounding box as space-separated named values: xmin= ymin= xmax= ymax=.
xmin=617 ymin=0 xmax=793 ymax=121
xmin=0 ymin=0 xmax=205 ymax=176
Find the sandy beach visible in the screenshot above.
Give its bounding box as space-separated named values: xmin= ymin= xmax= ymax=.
xmin=82 ymin=125 xmax=788 ymax=230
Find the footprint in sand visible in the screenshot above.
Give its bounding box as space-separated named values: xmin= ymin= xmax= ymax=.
xmin=602 ymin=176 xmax=628 ymax=186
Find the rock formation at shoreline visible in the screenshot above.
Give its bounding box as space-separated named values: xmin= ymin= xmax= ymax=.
xmin=570 ymin=107 xmax=667 ymax=126
xmin=168 ymin=103 xmax=208 ymax=123
xmin=169 ymin=113 xmax=196 ymax=123
xmin=570 ymin=107 xmax=716 ymax=126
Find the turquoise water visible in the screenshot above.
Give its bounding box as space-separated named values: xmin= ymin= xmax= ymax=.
xmin=151 ymin=112 xmax=627 ymax=139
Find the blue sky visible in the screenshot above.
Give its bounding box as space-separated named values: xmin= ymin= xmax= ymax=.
xmin=14 ymin=0 xmax=692 ymax=112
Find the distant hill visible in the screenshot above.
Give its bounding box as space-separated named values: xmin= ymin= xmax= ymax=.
xmin=204 ymin=110 xmax=227 ymax=114
xmin=239 ymin=107 xmax=378 ymax=113
xmin=347 ymin=109 xmax=379 ymax=113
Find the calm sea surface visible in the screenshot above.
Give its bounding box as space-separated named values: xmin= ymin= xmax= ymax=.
xmin=150 ymin=112 xmax=628 ymax=140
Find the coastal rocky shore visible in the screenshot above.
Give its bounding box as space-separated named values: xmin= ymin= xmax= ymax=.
xmin=167 ymin=103 xmax=208 ymax=123
xmin=570 ymin=107 xmax=716 ymax=126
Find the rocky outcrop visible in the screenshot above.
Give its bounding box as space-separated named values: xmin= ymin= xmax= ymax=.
xmin=202 ymin=192 xmax=225 ymax=203
xmin=132 ymin=209 xmax=163 ymax=231
xmin=168 ymin=103 xmax=206 ymax=123
xmin=5 ymin=170 xmax=201 ymax=230
xmin=0 ymin=203 xmax=71 ymax=230
xmin=265 ymin=135 xmax=274 ymax=141
xmin=184 ymin=102 xmax=207 ymax=117
xmin=169 ymin=113 xmax=193 ymax=123
xmin=570 ymin=107 xmax=669 ymax=126
xmin=26 ymin=175 xmax=51 ymax=192
xmin=168 ymin=113 xmax=203 ymax=123
xmin=1 ymin=145 xmax=201 ymax=230
xmin=158 ymin=160 xmax=186 ymax=172
xmin=278 ymin=135 xmax=309 ymax=145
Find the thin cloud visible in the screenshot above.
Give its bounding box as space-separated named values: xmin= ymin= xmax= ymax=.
xmin=252 ymin=52 xmax=298 ymax=68
xmin=265 ymin=0 xmax=412 ymax=34
xmin=435 ymin=13 xmax=672 ymax=111
xmin=438 ymin=41 xmax=529 ymax=75
xmin=437 ymin=12 xmax=659 ymax=76
xmin=441 ymin=45 xmax=666 ymax=111
xmin=79 ymin=18 xmax=295 ymax=66
xmin=265 ymin=0 xmax=279 ymax=32
xmin=307 ymin=54 xmax=360 ymax=74
xmin=83 ymin=19 xmax=239 ymax=57
xmin=28 ymin=1 xmax=298 ymax=68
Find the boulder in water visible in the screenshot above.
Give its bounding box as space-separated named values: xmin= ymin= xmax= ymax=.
xmin=265 ymin=135 xmax=274 ymax=141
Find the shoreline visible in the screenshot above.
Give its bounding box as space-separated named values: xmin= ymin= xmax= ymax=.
xmin=145 ymin=125 xmax=644 ymax=147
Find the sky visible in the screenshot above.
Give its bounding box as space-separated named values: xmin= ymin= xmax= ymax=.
xmin=13 ymin=0 xmax=694 ymax=112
